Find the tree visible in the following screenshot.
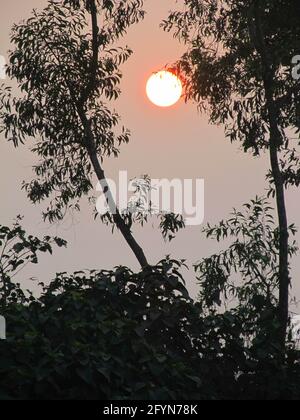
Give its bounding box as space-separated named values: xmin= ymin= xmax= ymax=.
xmin=0 ymin=0 xmax=149 ymax=268
xmin=194 ymin=198 xmax=300 ymax=398
xmin=196 ymin=198 xmax=298 ymax=345
xmin=163 ymin=0 xmax=300 ymax=347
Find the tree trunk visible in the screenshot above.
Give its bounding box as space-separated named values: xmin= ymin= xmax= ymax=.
xmin=251 ymin=1 xmax=290 ymax=349
xmin=73 ymin=0 xmax=149 ymax=269
xmin=87 ymin=144 xmax=149 ymax=269
xmin=76 ymin=105 xmax=149 ymax=269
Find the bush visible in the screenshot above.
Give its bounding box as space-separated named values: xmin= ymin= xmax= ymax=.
xmin=1 ymin=258 xmax=300 ymax=400
xmin=0 ymin=260 xmax=207 ymax=400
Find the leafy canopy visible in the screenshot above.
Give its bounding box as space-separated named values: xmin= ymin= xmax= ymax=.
xmin=163 ymin=0 xmax=300 ymax=157
xmin=0 ymin=0 xmax=144 ymax=222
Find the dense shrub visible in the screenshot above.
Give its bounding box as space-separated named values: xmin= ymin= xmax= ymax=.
xmin=1 ymin=259 xmax=300 ymax=400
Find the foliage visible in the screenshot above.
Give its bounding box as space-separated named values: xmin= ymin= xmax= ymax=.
xmin=196 ymin=197 xmax=298 ymax=311
xmin=0 ymin=217 xmax=66 ymax=308
xmin=98 ymin=175 xmax=186 ymax=241
xmin=162 ymin=0 xmax=300 ymax=156
xmin=0 ymin=0 xmax=139 ymax=222
xmin=0 ymin=259 xmax=214 ymax=400
xmin=195 ymin=198 xmax=299 ymax=381
xmin=0 ymin=251 xmax=300 ymax=400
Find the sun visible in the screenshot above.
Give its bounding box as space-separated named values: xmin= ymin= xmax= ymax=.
xmin=146 ymin=70 xmax=182 ymax=107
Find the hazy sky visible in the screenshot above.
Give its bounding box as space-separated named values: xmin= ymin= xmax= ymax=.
xmin=0 ymin=0 xmax=299 ymax=308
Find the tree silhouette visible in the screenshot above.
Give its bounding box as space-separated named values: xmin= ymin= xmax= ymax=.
xmin=196 ymin=198 xmax=298 ymax=330
xmin=0 ymin=0 xmax=149 ymax=268
xmin=163 ymin=0 xmax=300 ymax=348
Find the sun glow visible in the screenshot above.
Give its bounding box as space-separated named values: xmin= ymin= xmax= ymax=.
xmin=146 ymin=70 xmax=182 ymax=107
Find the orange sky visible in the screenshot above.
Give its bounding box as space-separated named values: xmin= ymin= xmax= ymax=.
xmin=0 ymin=1 xmax=299 ymax=307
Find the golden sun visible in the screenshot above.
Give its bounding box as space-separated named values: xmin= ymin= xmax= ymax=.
xmin=146 ymin=70 xmax=182 ymax=107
